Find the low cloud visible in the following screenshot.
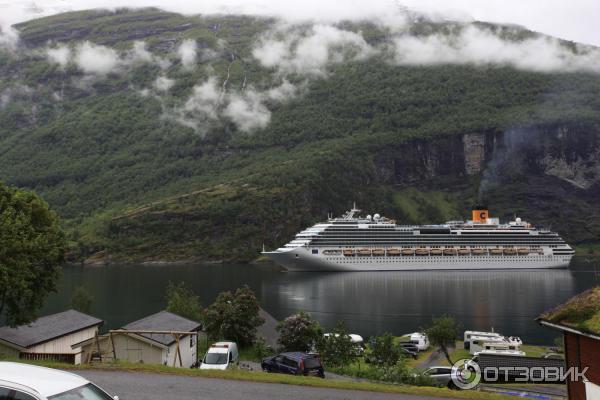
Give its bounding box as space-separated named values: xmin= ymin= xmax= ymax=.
xmin=45 ymin=40 xmax=170 ymax=76
xmin=177 ymin=39 xmax=197 ymax=70
xmin=252 ymin=24 xmax=376 ymax=76
xmin=391 ymin=25 xmax=600 ymax=73
xmin=74 ymin=41 xmax=120 ymax=75
xmin=224 ymin=89 xmax=271 ymax=132
xmin=166 ymin=76 xmax=300 ymax=133
xmin=46 ymin=45 xmax=71 ymax=68
xmin=153 ymin=75 xmax=175 ymax=92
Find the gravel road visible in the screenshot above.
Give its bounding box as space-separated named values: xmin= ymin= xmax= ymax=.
xmin=75 ymin=370 xmax=452 ymax=400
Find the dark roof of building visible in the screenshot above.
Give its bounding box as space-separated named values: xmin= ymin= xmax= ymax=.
xmin=122 ymin=311 xmax=202 ymax=346
xmin=538 ymin=286 xmax=600 ymax=337
xmin=0 ymin=310 xmax=103 ymax=349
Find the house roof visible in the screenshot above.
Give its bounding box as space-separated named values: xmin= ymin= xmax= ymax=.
xmin=538 ymin=286 xmax=600 ymax=337
xmin=0 ymin=310 xmax=103 ymax=349
xmin=122 ymin=311 xmax=201 ymax=346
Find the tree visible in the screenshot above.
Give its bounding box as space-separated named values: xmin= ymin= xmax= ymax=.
xmin=316 ymin=321 xmax=357 ymax=367
xmin=165 ymin=281 xmax=202 ymax=322
xmin=203 ymin=286 xmax=264 ymax=347
xmin=426 ymin=315 xmax=460 ymax=365
xmin=276 ymin=311 xmax=322 ymax=352
xmin=71 ymin=286 xmax=94 ymax=314
xmin=0 ymin=183 xmax=66 ymax=326
xmin=368 ymin=332 xmax=402 ymax=367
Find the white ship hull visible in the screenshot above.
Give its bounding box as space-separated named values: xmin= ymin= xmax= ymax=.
xmin=265 ymin=247 xmax=572 ymax=272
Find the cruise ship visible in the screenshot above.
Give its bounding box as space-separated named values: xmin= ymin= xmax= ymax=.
xmin=263 ymin=205 xmax=574 ymax=271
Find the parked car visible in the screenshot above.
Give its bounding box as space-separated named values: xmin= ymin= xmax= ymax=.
xmin=423 ymin=366 xmax=454 ymax=388
xmin=262 ymin=352 xmax=325 ymax=378
xmin=400 ymin=347 xmax=418 ymax=359
xmin=0 ymin=362 xmax=118 ymax=400
xmin=200 ymin=341 xmax=239 ymax=370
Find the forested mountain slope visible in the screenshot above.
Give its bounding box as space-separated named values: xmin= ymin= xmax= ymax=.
xmin=1 ymin=8 xmax=600 ymax=263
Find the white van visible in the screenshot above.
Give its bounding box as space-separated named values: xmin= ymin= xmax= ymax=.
xmin=0 ymin=362 xmax=118 ymax=400
xmin=200 ymin=341 xmax=239 ymax=370
xmin=409 ymin=332 xmax=430 ymax=351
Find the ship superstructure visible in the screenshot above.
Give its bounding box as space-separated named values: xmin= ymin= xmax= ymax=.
xmin=263 ymin=205 xmax=574 ymax=271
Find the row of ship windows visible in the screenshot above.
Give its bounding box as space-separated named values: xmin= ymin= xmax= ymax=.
xmin=323 ymin=256 xmax=569 ymax=262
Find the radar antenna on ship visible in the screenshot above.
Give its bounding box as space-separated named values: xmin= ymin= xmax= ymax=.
xmin=343 ymin=202 xmax=361 ymax=220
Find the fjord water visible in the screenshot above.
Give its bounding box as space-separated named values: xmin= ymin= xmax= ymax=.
xmin=44 ymin=257 xmax=600 ymax=344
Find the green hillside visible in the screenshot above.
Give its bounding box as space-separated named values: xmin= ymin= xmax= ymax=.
xmin=1 ymin=8 xmax=600 ymax=263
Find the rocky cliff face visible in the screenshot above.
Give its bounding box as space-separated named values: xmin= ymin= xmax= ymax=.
xmin=377 ymin=123 xmax=600 ymax=189
xmin=371 ymin=123 xmax=600 ymax=245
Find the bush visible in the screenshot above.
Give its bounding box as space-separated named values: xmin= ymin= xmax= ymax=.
xmin=316 ymin=321 xmax=358 ymax=368
xmin=203 ymin=286 xmax=264 ymax=347
xmin=366 ymin=333 xmax=401 ymax=367
xmin=252 ymin=336 xmax=273 ymax=360
xmin=276 ymin=311 xmax=322 ymax=352
xmin=165 ymin=281 xmax=203 ymax=322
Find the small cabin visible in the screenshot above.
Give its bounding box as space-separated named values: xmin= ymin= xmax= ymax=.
xmin=538 ymin=286 xmax=600 ymax=400
xmin=73 ymin=311 xmax=202 ymax=368
xmin=0 ymin=310 xmax=103 ymax=364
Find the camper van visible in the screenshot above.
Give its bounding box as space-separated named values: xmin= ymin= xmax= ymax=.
xmin=469 ymin=336 xmax=522 ymax=355
xmin=409 ymin=332 xmax=430 ymax=351
xmin=463 ymin=331 xmax=501 ymax=350
xmin=200 ymin=341 xmax=239 ymax=370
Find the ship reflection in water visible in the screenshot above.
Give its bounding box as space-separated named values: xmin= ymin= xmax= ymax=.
xmin=260 ymin=259 xmax=600 ymax=343
xmin=45 ymin=258 xmax=600 ymax=344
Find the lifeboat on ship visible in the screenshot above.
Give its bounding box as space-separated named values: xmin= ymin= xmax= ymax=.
xmin=471 ymin=248 xmax=485 ymax=255
xmin=444 ymin=248 xmax=457 ymax=256
xmin=458 ymin=248 xmax=470 ymax=256
xmin=415 ymin=247 xmax=429 ymax=256
xmin=430 ymin=248 xmax=443 ymax=256
xmin=517 ymin=247 xmax=530 ymax=255
xmin=357 ymin=248 xmax=371 ymax=256
xmin=387 ymin=248 xmax=401 ymax=256
xmin=489 ymin=248 xmax=503 ymax=255
xmin=402 ymin=248 xmax=415 ymax=256
xmin=504 ymin=248 xmax=517 ymax=255
xmin=343 ymin=249 xmax=355 ymax=257
xmin=372 ymin=248 xmax=385 ymax=256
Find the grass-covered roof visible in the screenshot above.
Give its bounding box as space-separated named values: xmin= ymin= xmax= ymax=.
xmin=539 ymin=286 xmax=600 ymax=336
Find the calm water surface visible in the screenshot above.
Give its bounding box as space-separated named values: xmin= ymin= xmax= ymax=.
xmin=42 ymin=257 xmax=600 ymax=344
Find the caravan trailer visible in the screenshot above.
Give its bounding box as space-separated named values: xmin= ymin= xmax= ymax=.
xmin=463 ymin=331 xmax=502 ymax=350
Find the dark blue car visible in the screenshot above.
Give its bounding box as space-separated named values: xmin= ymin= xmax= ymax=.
xmin=261 ymin=352 xmax=325 ymax=378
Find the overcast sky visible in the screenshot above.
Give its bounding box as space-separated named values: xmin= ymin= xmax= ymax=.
xmin=1 ymin=0 xmax=599 ymax=46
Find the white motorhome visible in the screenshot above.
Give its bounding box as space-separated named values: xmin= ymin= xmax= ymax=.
xmin=200 ymin=341 xmax=239 ymax=370
xmin=409 ymin=332 xmax=430 ymax=351
xmin=463 ymin=331 xmax=501 ymax=350
xmin=469 ymin=336 xmax=522 ymax=355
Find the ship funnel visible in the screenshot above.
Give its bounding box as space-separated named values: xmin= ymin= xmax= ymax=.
xmin=472 ymin=205 xmax=489 ymax=224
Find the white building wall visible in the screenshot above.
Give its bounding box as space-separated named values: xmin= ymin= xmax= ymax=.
xmin=165 ymin=334 xmax=197 ymax=368
xmin=25 ymin=326 xmax=99 ymax=355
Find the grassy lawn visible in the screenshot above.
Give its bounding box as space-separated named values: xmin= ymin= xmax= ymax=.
xmin=1 ymin=358 xmax=513 ymax=400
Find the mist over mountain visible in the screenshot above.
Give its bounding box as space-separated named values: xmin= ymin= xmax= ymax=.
xmin=1 ymin=8 xmax=600 ymax=263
